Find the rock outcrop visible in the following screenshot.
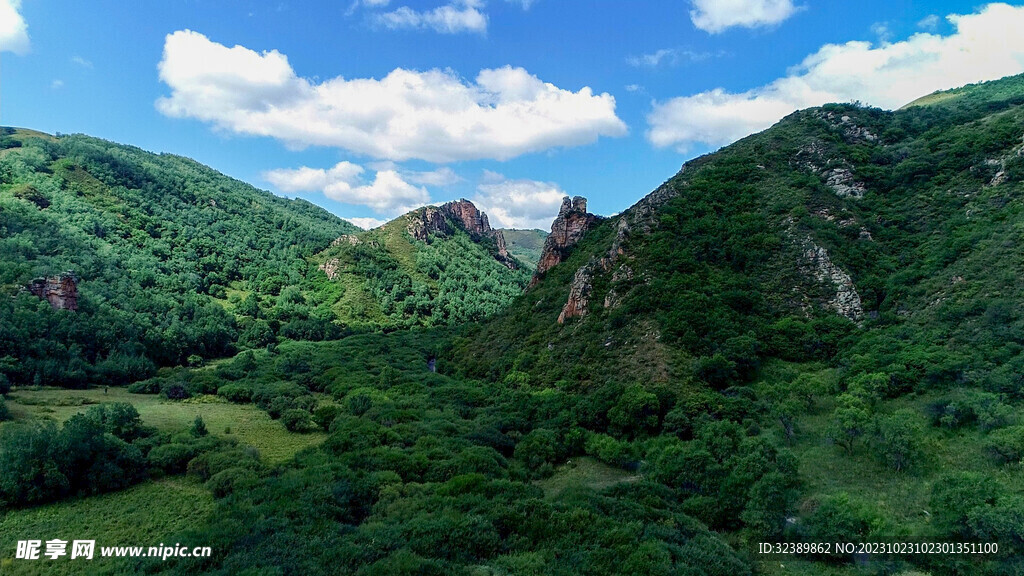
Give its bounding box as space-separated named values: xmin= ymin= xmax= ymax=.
xmin=531 ymin=196 xmax=599 ymax=287
xmin=558 ymin=265 xmax=594 ymax=324
xmin=27 ymin=272 xmax=79 ymax=311
xmin=405 ymin=199 xmax=517 ymax=269
xmin=801 ymin=241 xmax=864 ymax=323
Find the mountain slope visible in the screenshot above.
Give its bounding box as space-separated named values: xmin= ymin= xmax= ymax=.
xmin=308 ymin=199 xmax=531 ymax=329
xmin=501 ymin=228 xmax=548 ymax=270
xmin=0 ymin=128 xmax=361 ymax=387
xmin=438 ymin=74 xmax=1024 ymax=574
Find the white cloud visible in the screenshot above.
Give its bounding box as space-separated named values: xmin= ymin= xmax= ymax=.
xmin=472 ymin=171 xmax=567 ymax=229
xmin=71 ymin=55 xmax=93 ymax=69
xmin=917 ymin=14 xmax=940 ymax=30
xmin=376 ymin=0 xmax=487 ymax=35
xmin=649 ymin=3 xmax=1024 ymax=152
xmin=505 ymin=0 xmax=536 ymax=9
xmin=690 ymin=0 xmax=799 ymax=34
xmin=264 ymin=162 xmax=429 ymax=215
xmin=0 ymin=0 xmax=29 ymax=54
xmin=627 ymin=48 xmax=713 ymax=68
xmin=403 ymin=166 xmax=462 ymax=187
xmin=51 ymin=79 xmax=64 ymax=89
xmin=157 ymin=30 xmax=626 ymax=163
xmin=347 ymin=217 xmax=388 ymax=230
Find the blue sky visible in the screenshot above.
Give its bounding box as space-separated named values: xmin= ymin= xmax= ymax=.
xmin=3 ymin=1 xmax=1024 ymax=230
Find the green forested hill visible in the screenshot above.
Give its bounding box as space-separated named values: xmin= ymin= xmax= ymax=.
xmin=305 ymin=205 xmax=531 ymax=330
xmin=6 ymin=75 xmax=1024 ymax=576
xmin=0 ymin=128 xmax=360 ymax=387
xmin=501 ymin=228 xmax=548 ymax=270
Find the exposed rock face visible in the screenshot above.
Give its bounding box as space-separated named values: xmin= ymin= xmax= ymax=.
xmin=558 ymin=265 xmax=594 ymax=324
xmin=795 ymin=139 xmax=868 ymax=199
xmin=319 ymin=258 xmax=341 ymax=280
xmin=801 ymin=242 xmax=864 ymax=323
xmin=531 ymin=196 xmax=599 ymax=287
xmin=27 ymin=272 xmax=79 ymax=311
xmin=405 ymin=199 xmax=517 ymax=269
xmin=330 ymin=235 xmax=362 ymax=247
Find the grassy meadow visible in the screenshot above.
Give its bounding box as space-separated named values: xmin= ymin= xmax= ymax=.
xmin=2 ymin=387 xmax=325 ymax=465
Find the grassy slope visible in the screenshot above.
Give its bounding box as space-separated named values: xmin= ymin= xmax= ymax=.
xmin=501 ymin=228 xmax=548 ymax=270
xmin=2 ymin=387 xmax=324 ymax=465
xmin=0 ymin=478 xmax=214 ymax=576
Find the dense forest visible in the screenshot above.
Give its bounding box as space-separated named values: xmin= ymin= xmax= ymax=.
xmin=4 ymin=74 xmax=1024 ymax=575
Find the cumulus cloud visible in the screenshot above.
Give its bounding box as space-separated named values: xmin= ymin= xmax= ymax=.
xmin=649 ymin=3 xmax=1024 ymax=152
xmin=376 ymin=0 xmax=488 ymax=35
xmin=157 ymin=30 xmax=626 ymax=163
xmin=0 ymin=0 xmax=29 ymax=54
xmin=347 ymin=217 xmax=389 ymax=230
xmin=264 ymin=162 xmax=429 ymax=215
xmin=472 ymin=171 xmax=567 ymax=229
xmin=690 ymin=0 xmax=799 ymax=34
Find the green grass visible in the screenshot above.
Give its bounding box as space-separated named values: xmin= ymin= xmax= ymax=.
xmin=535 ymin=456 xmax=639 ymax=500
xmin=0 ymin=477 xmax=214 ymax=576
xmin=3 ymin=387 xmax=325 ymax=465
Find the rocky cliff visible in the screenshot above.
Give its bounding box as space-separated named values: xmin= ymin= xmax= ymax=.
xmin=27 ymin=272 xmax=79 ymax=311
xmin=406 ymin=200 xmax=517 ymax=269
xmin=530 ymin=196 xmax=599 ymax=288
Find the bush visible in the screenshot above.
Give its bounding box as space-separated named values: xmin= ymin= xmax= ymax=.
xmin=148 ymin=443 xmax=200 ymax=474
xmin=0 ymin=397 xmax=9 ymax=421
xmin=313 ymin=404 xmax=342 ymax=431
xmin=985 ymin=426 xmax=1024 ymax=464
xmin=161 ymin=382 xmax=190 ymax=400
xmin=217 ymin=383 xmax=253 ymax=403
xmin=191 ymin=416 xmax=208 ymax=437
xmin=127 ymin=379 xmax=161 ymax=394
xmin=280 ymin=409 xmax=316 ymax=433
xmin=206 ymin=467 xmax=259 ymax=498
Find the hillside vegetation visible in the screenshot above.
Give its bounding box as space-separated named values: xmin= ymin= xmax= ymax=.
xmin=4 ymin=75 xmax=1024 ymax=576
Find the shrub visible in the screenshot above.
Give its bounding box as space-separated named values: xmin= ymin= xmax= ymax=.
xmin=161 ymin=382 xmax=190 ymax=400
xmin=280 ymin=409 xmax=316 ymax=433
xmin=127 ymin=379 xmax=161 ymax=394
xmin=313 ymin=404 xmax=342 ymax=431
xmin=191 ymin=416 xmax=208 ymax=437
xmin=206 ymin=467 xmax=259 ymax=498
xmin=985 ymin=426 xmax=1024 ymax=464
xmin=217 ymin=383 xmax=253 ymax=403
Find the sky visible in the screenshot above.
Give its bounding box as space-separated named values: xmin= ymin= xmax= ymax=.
xmin=4 ymin=1 xmax=1024 ymax=230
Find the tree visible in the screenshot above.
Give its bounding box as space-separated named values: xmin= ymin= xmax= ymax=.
xmin=607 ymin=384 xmax=660 ymax=436
xmin=191 ymin=416 xmax=208 ymax=437
xmin=828 ymin=393 xmax=871 ymax=454
xmin=872 ymin=409 xmax=923 ymax=472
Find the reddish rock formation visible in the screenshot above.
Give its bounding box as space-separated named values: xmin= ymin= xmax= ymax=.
xmin=406 ymin=199 xmax=517 ymax=269
xmin=530 ymin=196 xmax=599 ymax=288
xmin=557 ymin=265 xmax=593 ymax=324
xmin=28 ymin=272 xmax=79 ymax=311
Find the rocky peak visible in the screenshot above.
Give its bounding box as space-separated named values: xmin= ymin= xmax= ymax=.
xmin=405 ymin=199 xmax=517 ymax=269
xmin=530 ymin=196 xmax=599 ymax=287
xmin=27 ymin=271 xmax=79 ymax=311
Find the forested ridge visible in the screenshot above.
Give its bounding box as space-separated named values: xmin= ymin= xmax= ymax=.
xmin=4 ymin=74 xmax=1024 ymax=576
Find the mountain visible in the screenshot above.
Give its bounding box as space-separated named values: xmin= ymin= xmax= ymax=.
xmin=0 ymin=130 xmax=524 ymax=388
xmin=7 ymin=75 xmax=1024 ymax=576
xmin=500 ymin=228 xmax=548 ymax=270
xmin=307 ymin=199 xmax=530 ymax=329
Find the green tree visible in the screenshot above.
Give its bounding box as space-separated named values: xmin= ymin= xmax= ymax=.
xmin=828 ymin=393 xmax=871 ymax=454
